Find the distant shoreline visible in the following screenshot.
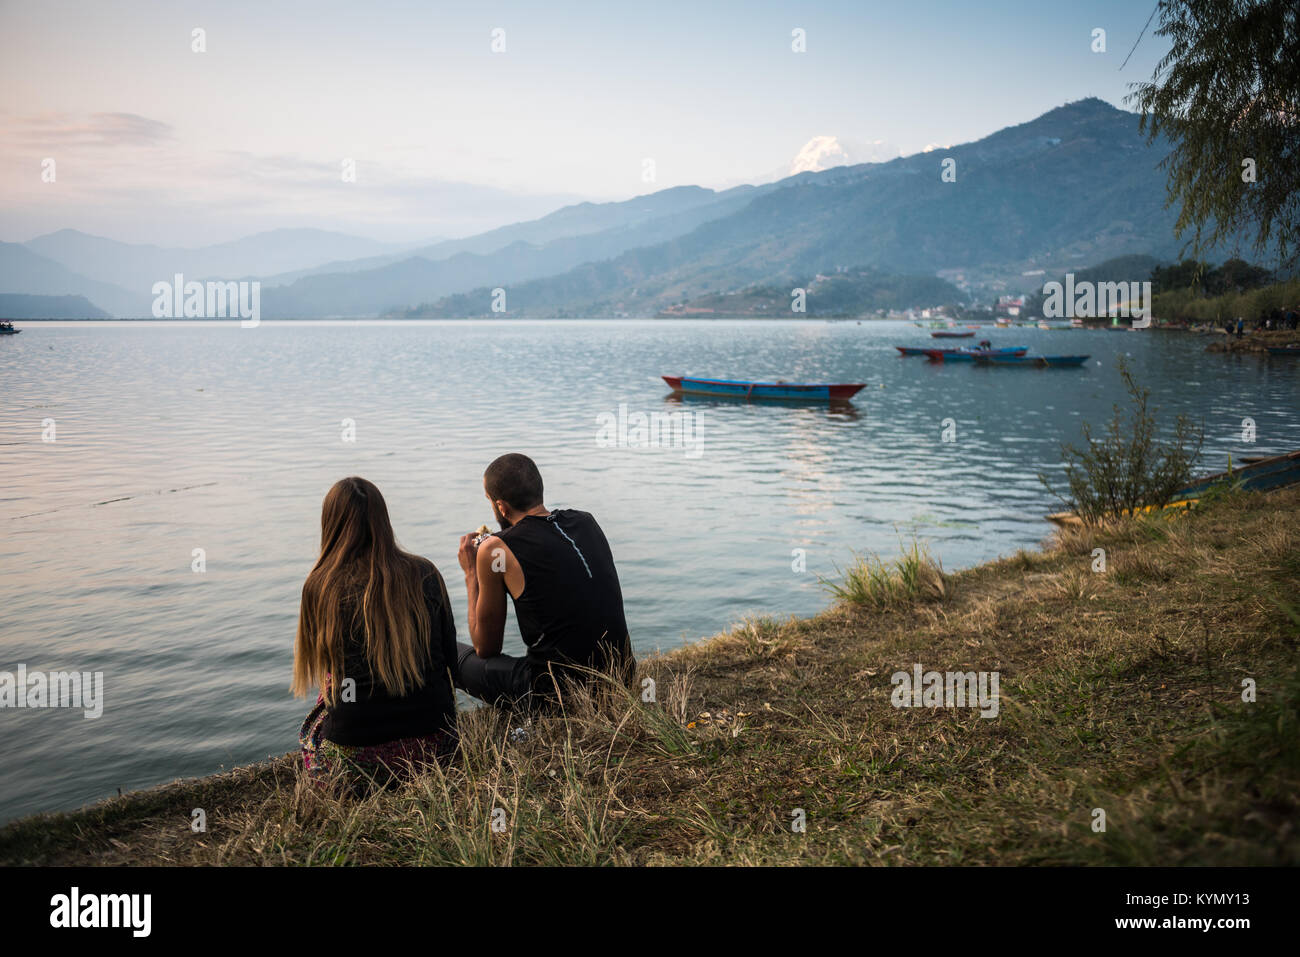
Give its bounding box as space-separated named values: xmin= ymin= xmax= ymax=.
xmin=4 ymin=315 xmax=1174 ymax=324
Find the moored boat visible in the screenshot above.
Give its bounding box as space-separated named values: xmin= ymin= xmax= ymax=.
xmin=896 ymin=345 xmax=1026 ymax=357
xmin=662 ymin=375 xmax=866 ymax=400
xmin=930 ymin=330 xmax=975 ymax=339
xmin=976 ymin=354 xmax=1090 ymax=367
xmin=1173 ymin=448 xmax=1300 ymax=498
xmin=1047 ymin=449 xmax=1300 ymax=527
xmin=921 ymin=346 xmax=1029 ymax=362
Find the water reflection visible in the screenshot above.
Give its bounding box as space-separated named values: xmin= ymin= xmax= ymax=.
xmin=663 ymin=391 xmax=862 ymax=419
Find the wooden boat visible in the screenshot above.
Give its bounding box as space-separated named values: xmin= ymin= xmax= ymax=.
xmin=976 ymin=354 xmax=1090 ymax=367
xmin=1266 ymin=346 xmax=1300 ymax=356
xmin=931 ymin=330 xmax=975 ymax=339
xmin=662 ymin=375 xmax=866 ymax=400
xmin=1177 ymin=448 xmax=1300 ymax=497
xmin=1047 ymin=449 xmax=1300 ymax=527
xmin=896 ymin=345 xmax=1026 ymax=357
xmin=922 ymin=347 xmax=1029 ymax=362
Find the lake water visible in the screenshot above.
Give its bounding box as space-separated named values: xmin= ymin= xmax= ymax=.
xmin=2 ymin=319 xmax=1298 ymax=823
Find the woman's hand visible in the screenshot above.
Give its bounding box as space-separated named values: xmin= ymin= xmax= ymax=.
xmin=457 ymin=533 xmax=478 ymax=576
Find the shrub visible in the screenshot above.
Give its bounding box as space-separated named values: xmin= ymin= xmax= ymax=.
xmin=1040 ymin=359 xmax=1203 ymax=524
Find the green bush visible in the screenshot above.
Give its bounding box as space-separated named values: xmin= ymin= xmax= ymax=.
xmin=1041 ymin=360 xmax=1203 ymax=524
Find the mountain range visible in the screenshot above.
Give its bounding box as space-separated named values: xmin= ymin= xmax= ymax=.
xmin=0 ymin=99 xmax=1215 ymax=320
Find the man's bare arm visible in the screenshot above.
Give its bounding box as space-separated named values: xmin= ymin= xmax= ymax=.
xmin=458 ymin=534 xmax=508 ymax=657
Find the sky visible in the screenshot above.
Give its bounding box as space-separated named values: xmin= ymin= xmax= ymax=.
xmin=0 ymin=0 xmax=1169 ymax=246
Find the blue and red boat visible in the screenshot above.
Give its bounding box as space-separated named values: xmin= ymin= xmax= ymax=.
xmin=896 ymin=345 xmax=1027 ymax=358
xmin=975 ymin=354 xmax=1091 ymax=368
xmin=920 ymin=346 xmax=1029 ymax=362
xmin=662 ymin=375 xmax=866 ymax=400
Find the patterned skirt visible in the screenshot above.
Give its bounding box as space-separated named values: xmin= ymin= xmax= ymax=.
xmin=298 ymin=692 xmax=455 ymax=790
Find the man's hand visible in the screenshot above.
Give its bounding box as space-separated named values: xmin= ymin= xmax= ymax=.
xmin=457 ymin=533 xmax=478 ymax=576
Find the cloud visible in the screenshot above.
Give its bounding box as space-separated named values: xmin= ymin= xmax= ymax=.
xmin=0 ymin=111 xmax=174 ymax=149
xmin=0 ymin=111 xmax=580 ymax=243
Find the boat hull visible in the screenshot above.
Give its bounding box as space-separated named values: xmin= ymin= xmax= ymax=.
xmin=662 ymin=376 xmax=865 ymax=400
xmin=899 ymin=346 xmax=1026 ymax=358
xmin=1176 ymin=448 xmax=1300 ymax=498
xmin=922 ymin=347 xmax=1029 ymax=362
xmin=977 ymin=355 xmax=1090 ymax=367
xmin=930 ymin=331 xmax=975 ymax=339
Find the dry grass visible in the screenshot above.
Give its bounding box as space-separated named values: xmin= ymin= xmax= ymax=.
xmin=3 ymin=486 xmax=1297 ymax=866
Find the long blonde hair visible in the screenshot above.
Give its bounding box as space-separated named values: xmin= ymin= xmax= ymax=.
xmin=292 ymin=477 xmax=434 ymax=704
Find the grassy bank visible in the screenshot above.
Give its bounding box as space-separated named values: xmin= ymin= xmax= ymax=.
xmin=3 ymin=487 xmax=1298 ymax=866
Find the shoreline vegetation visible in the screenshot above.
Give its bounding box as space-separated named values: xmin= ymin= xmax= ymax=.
xmin=2 ymin=484 xmax=1296 ymax=865
xmin=1205 ymin=328 xmax=1300 ymax=354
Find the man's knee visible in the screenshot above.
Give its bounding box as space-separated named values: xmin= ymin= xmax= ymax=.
xmin=454 ymin=644 xmax=530 ymax=707
xmin=454 ymin=642 xmax=483 ymax=692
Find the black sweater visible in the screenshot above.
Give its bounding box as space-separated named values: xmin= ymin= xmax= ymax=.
xmin=320 ymin=566 xmax=459 ymax=747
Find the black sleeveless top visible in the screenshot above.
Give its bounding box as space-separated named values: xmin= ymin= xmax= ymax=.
xmin=494 ymin=510 xmax=633 ymax=694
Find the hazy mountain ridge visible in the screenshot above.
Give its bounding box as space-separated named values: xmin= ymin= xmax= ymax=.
xmin=259 ymin=186 xmax=772 ymax=317
xmin=23 ymin=228 xmax=421 ymax=290
xmin=253 ymin=185 xmax=740 ymax=288
xmin=0 ymin=293 xmax=111 ymax=319
xmin=658 ymin=267 xmax=964 ymax=317
xmin=404 ymin=99 xmax=1190 ymax=317
xmin=2 ymin=99 xmax=1225 ymax=319
xmin=0 ymin=243 xmax=148 ymax=317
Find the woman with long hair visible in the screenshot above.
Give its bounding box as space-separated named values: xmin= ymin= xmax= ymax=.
xmin=293 ymin=476 xmax=458 ymax=786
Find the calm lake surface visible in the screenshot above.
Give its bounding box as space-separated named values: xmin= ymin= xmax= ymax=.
xmin=2 ymin=319 xmax=1298 ymax=823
